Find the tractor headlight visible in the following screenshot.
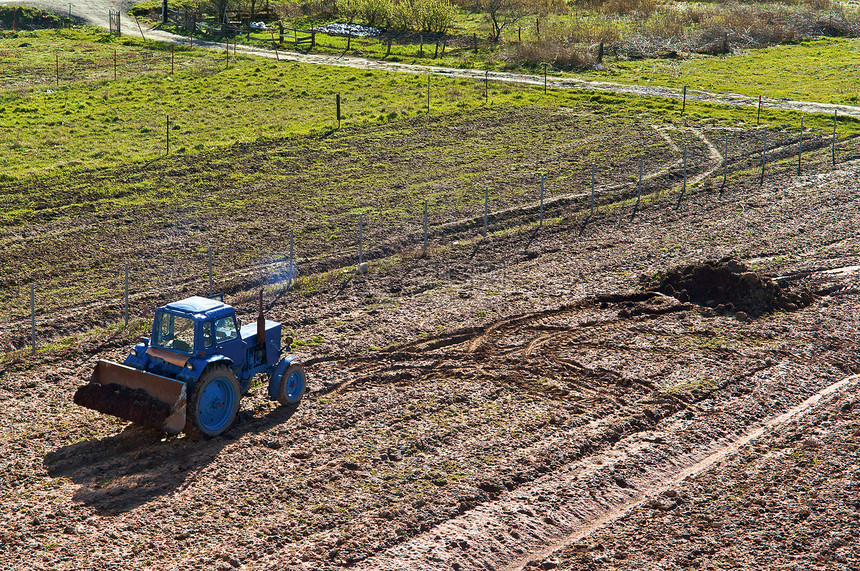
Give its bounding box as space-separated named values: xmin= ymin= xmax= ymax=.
xmin=185 ymin=362 xmax=194 ymax=370
xmin=130 ymin=348 xmax=138 ymax=357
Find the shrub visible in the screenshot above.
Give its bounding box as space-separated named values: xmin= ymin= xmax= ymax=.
xmin=505 ymin=39 xmax=594 ymax=70
xmin=414 ymin=0 xmax=456 ymax=33
xmin=357 ymin=0 xmax=392 ymax=26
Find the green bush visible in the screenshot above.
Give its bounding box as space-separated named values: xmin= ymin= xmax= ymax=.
xmin=413 ymin=0 xmax=455 ymax=33
xmin=0 ymin=6 xmax=62 ymax=30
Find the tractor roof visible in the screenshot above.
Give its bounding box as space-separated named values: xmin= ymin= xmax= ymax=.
xmin=165 ymin=296 xmax=233 ymax=318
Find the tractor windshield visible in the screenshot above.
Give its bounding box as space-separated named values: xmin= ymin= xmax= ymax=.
xmin=153 ymin=312 xmax=196 ymax=355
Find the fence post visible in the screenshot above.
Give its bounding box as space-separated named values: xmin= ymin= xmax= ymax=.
xmin=288 ymin=229 xmax=294 ymax=289
xmin=336 ymin=93 xmax=341 ymax=129
xmin=166 ymin=115 xmax=170 ymax=155
xmin=423 ymin=200 xmax=428 ymax=254
xmin=676 ymin=143 xmax=687 ymax=209
xmin=760 ymin=126 xmax=767 ymax=186
xmin=757 ymin=95 xmax=762 ymax=126
xmin=590 ymin=164 xmax=595 ymax=217
xmin=484 ymin=188 xmax=489 ymax=236
xmin=31 ymin=284 xmax=36 ymax=354
xmin=797 ymin=116 xmax=803 ymax=176
xmin=631 ymin=155 xmax=643 ymax=220
xmin=124 ymin=264 xmax=129 ymax=327
xmin=540 ymin=174 xmax=545 ymax=226
xmin=359 ymin=213 xmax=364 ymax=265
xmin=721 ymin=133 xmax=727 ymax=195
xmin=833 ymin=109 xmax=837 ymax=167
xmin=208 ymin=246 xmax=213 ymax=295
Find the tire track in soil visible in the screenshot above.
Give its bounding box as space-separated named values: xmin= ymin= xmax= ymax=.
xmin=503 ymin=373 xmax=860 ymax=571
xmin=353 ymin=366 xmax=853 ymax=571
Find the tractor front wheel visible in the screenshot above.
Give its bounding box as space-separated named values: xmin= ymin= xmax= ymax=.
xmin=188 ymin=365 xmax=241 ymax=438
xmin=278 ymin=363 xmax=306 ymax=406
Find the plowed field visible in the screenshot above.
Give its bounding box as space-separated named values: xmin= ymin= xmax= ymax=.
xmin=3 ymin=106 xmax=860 ymax=570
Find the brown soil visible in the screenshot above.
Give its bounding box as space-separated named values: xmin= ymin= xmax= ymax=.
xmin=3 ymin=110 xmax=860 ymax=571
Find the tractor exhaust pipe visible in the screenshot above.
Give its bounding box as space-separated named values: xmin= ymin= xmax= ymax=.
xmin=257 ymin=289 xmax=266 ymax=346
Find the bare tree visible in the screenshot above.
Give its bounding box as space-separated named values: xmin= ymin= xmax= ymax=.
xmin=478 ymin=0 xmax=530 ymax=42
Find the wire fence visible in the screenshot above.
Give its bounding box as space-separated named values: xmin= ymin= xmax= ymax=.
xmin=3 ymin=108 xmax=855 ymax=356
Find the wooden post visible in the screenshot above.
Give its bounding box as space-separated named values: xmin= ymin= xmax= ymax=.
xmin=166 ymin=115 xmax=170 ymax=155
xmin=271 ymin=32 xmax=280 ymax=61
xmin=539 ymin=174 xmax=545 ymax=226
xmin=833 ymin=109 xmax=837 ymax=167
xmin=484 ymin=189 xmax=489 ymax=236
xmin=336 ymin=93 xmax=341 ymax=129
xmin=31 ymin=284 xmax=36 ymax=354
xmin=760 ymin=126 xmax=767 ymax=186
xmin=12 ymin=7 xmax=17 ymax=31
xmin=682 ymin=85 xmax=686 ymax=114
xmin=518 ymin=27 xmax=521 ymax=43
xmin=590 ymin=164 xmax=595 ymax=216
xmin=632 ymin=155 xmax=643 ymax=220
xmin=544 ymin=63 xmax=548 ymax=94
xmin=677 ymin=143 xmax=687 ymax=209
xmin=797 ymin=116 xmax=803 ymax=176
xmin=288 ymin=229 xmax=294 ymax=289
xmin=721 ymin=133 xmax=727 ymax=195
xmin=473 ymin=33 xmax=477 ymax=53
xmin=423 ymin=200 xmax=428 ymax=254
xmin=124 ymin=264 xmax=129 ymax=327
xmin=434 ymin=39 xmax=439 ymax=59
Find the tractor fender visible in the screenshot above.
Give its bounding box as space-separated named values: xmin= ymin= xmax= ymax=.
xmin=185 ymin=355 xmax=235 ymax=388
xmin=267 ymin=355 xmax=298 ymax=400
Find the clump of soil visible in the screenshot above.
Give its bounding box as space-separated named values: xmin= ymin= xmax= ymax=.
xmin=73 ymin=383 xmax=171 ymax=431
xmin=648 ymin=258 xmax=813 ymax=317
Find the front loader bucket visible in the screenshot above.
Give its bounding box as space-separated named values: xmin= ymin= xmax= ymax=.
xmin=73 ymin=360 xmax=187 ymax=434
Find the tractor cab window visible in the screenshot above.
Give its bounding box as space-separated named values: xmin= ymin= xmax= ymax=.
xmin=202 ymin=321 xmax=214 ymax=349
xmin=153 ymin=312 xmax=195 ymax=355
xmin=215 ymin=316 xmax=239 ymax=344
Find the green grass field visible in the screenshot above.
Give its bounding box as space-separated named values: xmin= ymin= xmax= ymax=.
xmin=2 ymin=27 xmax=856 ymax=182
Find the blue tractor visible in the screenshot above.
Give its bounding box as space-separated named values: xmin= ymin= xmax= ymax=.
xmin=74 ymin=292 xmax=306 ymax=438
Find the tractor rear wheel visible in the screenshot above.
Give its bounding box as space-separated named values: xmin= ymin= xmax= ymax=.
xmin=278 ymin=363 xmax=306 ymax=406
xmin=187 ymin=365 xmax=241 ymax=438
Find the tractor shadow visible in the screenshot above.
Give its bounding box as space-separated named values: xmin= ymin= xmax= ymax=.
xmin=44 ymin=403 xmax=299 ymax=516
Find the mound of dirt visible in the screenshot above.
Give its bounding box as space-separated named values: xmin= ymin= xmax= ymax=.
xmin=649 ymin=258 xmax=813 ymax=317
